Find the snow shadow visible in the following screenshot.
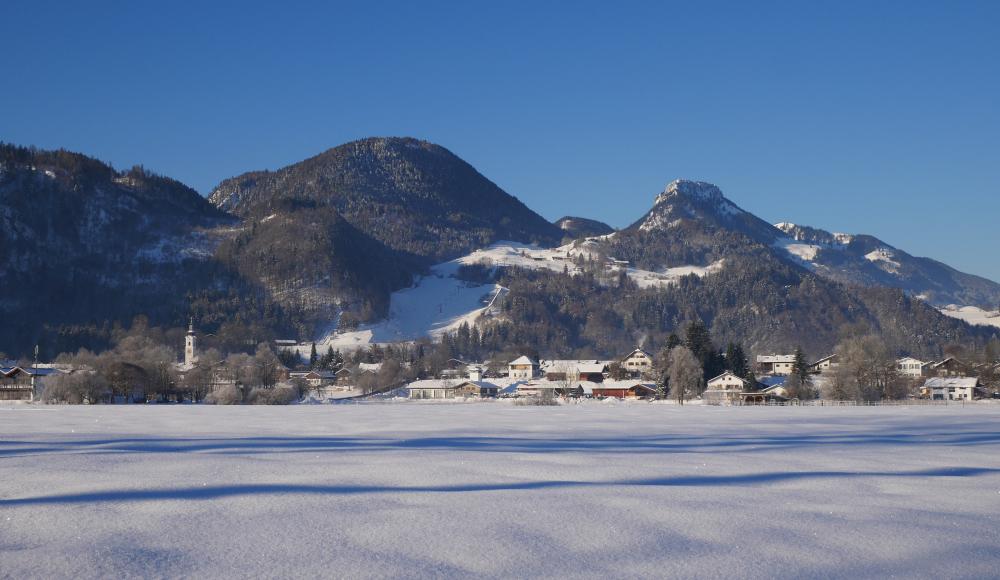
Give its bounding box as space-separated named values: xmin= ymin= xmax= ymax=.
xmin=1 ymin=427 xmax=999 ymax=458
xmin=2 ymin=466 xmax=997 ymax=506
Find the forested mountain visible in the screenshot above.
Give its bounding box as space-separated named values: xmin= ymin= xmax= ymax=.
xmin=213 ymin=201 xmax=417 ymax=329
xmin=774 ymin=222 xmax=1000 ymax=308
xmin=555 ymin=216 xmax=615 ymax=240
xmin=1 ymin=142 xmax=996 ymax=361
xmin=209 ymin=137 xmax=562 ymax=262
xmin=0 ymin=144 xmax=236 ymax=355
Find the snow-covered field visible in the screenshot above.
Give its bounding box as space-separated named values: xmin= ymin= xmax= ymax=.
xmin=2 ymin=404 xmax=999 ymax=579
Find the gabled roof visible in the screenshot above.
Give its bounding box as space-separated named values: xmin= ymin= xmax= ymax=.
xmin=454 ymin=380 xmax=499 ymax=389
xmin=509 ymin=356 xmax=537 ymax=366
xmin=1 ymin=366 xmax=61 ymax=377
xmin=896 ymin=356 xmax=925 ymax=364
xmin=810 ymin=354 xmax=837 ymax=365
xmin=923 ymin=377 xmax=979 ymax=389
xmin=706 ymin=371 xmax=749 ymax=386
xmin=622 ymin=348 xmax=651 ymax=360
xmin=932 ymin=357 xmax=966 ymax=368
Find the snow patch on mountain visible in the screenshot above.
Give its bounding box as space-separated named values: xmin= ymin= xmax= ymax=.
xmin=865 ymin=248 xmax=902 ymax=273
xmin=938 ymin=305 xmax=1000 ymax=329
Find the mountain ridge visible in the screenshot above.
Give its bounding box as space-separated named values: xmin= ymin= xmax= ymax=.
xmin=2 ymin=140 xmax=997 ymax=359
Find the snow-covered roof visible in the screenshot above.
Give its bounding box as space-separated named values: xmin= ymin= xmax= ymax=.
xmin=1 ymin=366 xmax=63 ymax=377
xmin=540 ymin=360 xmax=612 ymax=373
xmin=923 ymin=377 xmax=979 ymax=389
xmin=810 ymin=354 xmax=837 ymax=365
xmin=406 ymin=379 xmax=502 ymax=391
xmin=595 ymin=380 xmax=657 ymax=391
xmin=509 ymin=356 xmax=537 ymax=366
xmin=359 ymin=362 xmax=382 ymax=372
xmin=622 ymin=348 xmax=651 ymax=359
xmin=758 ymin=376 xmax=787 ymax=387
xmin=756 ymin=355 xmax=796 ymax=363
xmin=931 ymin=357 xmax=965 ymax=368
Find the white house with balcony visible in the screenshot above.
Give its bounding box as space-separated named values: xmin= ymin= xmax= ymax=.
xmin=703 ymin=371 xmax=751 ymax=405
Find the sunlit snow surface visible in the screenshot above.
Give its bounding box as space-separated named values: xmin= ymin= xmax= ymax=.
xmin=2 ymin=403 xmax=999 ymax=578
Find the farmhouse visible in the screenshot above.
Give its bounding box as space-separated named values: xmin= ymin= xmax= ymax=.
xmin=756 ymin=354 xmax=796 ymax=376
xmin=289 ymin=370 xmax=337 ymax=388
xmin=929 ymin=357 xmax=973 ymax=377
xmin=703 ymin=371 xmax=750 ymax=405
xmin=921 ymin=377 xmax=983 ymax=401
xmin=334 ymin=368 xmax=353 ymax=385
xmin=896 ymin=357 xmax=927 ymax=378
xmin=508 ymin=356 xmax=539 ymax=380
xmin=620 ymin=348 xmax=653 ymax=376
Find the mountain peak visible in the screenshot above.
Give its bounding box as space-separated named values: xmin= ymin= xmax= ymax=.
xmin=654 ymin=179 xmax=725 ymax=206
xmin=209 ymin=137 xmax=562 ymax=261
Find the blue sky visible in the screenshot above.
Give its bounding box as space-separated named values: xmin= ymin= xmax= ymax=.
xmin=3 ymin=1 xmax=999 ymax=280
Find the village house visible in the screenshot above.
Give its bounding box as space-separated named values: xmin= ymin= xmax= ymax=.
xmin=409 ymin=379 xmax=499 ymax=399
xmin=508 ymin=356 xmax=539 ymax=380
xmin=620 ymin=348 xmax=653 ymax=376
xmin=896 ymin=357 xmax=927 ymax=379
xmin=0 ymin=366 xmax=69 ymax=401
xmin=756 ymin=376 xmax=789 ymax=398
xmin=540 ymin=360 xmax=611 ymax=382
xmin=334 ymin=367 xmax=353 ymax=385
xmin=929 ymin=357 xmax=971 ymax=377
xmin=0 ymin=366 xmax=37 ymax=401
xmin=358 ymin=362 xmax=382 ymax=374
xmin=756 ymin=354 xmax=796 ymax=376
xmin=808 ymin=354 xmax=838 ymax=374
xmin=703 ymin=371 xmax=751 ymax=405
xmin=289 ymin=370 xmax=337 ymax=388
xmin=921 ymin=377 xmax=984 ymax=400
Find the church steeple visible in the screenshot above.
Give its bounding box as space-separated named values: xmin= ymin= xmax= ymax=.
xmin=184 ymin=318 xmax=198 ymax=367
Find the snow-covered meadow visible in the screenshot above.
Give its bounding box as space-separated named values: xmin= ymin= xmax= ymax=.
xmin=2 ymin=403 xmax=999 ymax=578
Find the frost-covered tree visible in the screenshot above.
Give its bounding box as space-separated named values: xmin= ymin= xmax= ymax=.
xmin=665 ymin=346 xmax=702 ymax=405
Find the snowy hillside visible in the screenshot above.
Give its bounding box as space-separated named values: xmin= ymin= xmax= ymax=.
xmin=773 ymin=222 xmax=1000 ymax=308
xmin=301 ymin=240 xmax=725 ymax=352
